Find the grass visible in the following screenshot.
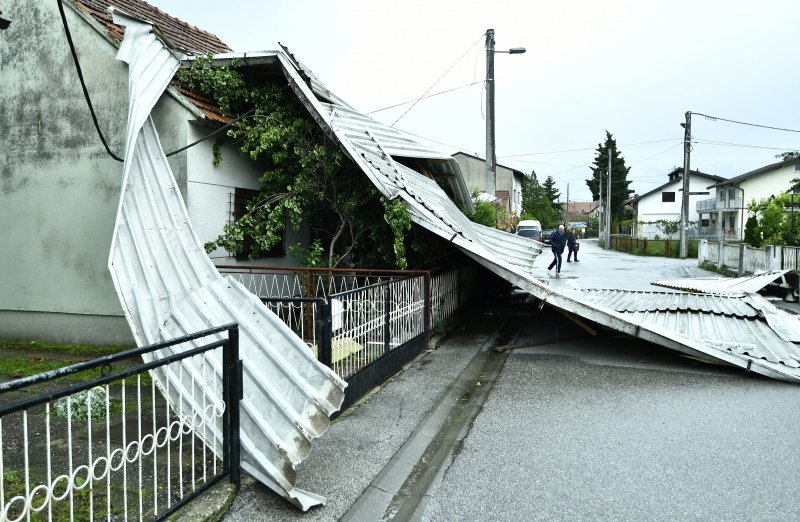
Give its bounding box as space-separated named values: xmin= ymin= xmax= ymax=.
xmin=0 ymin=338 xmax=147 ymax=385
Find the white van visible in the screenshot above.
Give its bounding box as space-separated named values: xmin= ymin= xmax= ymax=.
xmin=516 ymin=219 xmax=542 ymax=241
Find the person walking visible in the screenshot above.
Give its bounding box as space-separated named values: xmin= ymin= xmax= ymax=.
xmin=547 ymin=224 xmax=567 ymax=275
xmin=567 ymin=229 xmax=579 ymax=262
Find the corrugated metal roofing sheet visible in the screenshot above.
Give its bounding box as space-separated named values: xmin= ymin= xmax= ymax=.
xmin=653 ymin=270 xmax=791 ymax=294
xmin=272 ymin=49 xmax=800 ymax=384
xmin=108 ymin=12 xmax=345 ymax=511
xmin=573 ymin=289 xmax=760 ymax=318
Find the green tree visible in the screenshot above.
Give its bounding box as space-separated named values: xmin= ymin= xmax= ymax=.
xmin=180 ymin=56 xmax=413 ymax=269
xmin=541 ymin=176 xmax=563 ymax=215
xmin=744 ymin=214 xmax=761 ymax=247
xmin=466 ymin=188 xmax=498 ymax=227
xmin=521 ymin=172 xmax=559 ymax=228
xmin=586 ymin=131 xmax=633 ymax=223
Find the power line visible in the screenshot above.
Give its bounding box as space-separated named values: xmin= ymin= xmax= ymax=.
xmin=693 ymin=112 xmax=800 ymax=134
xmin=367 ymin=81 xmax=483 ymax=114
xmin=391 ymin=34 xmax=484 ymax=127
xmin=499 ymin=138 xmax=683 ymax=158
xmin=693 ymin=138 xmax=797 ymax=151
xmin=628 ymin=142 xmax=683 ymax=166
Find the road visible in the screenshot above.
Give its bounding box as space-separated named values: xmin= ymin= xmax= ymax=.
xmin=224 ymin=244 xmax=800 ymax=521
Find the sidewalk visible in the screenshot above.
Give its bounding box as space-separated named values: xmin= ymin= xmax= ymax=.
xmin=223 ymin=312 xmax=508 ymax=521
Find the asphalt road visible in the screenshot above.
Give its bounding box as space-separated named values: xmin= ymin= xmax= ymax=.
xmin=421 ymin=319 xmax=800 ymax=521
xmin=224 ymin=246 xmax=800 ymax=521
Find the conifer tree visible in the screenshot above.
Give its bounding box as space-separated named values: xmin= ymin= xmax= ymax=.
xmin=586 ymin=131 xmax=633 ymax=222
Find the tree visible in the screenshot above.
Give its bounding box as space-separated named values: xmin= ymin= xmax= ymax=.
xmin=180 ymin=56 xmax=413 ymax=269
xmin=586 ymin=131 xmax=633 ymax=223
xmin=541 ymin=176 xmax=563 ymax=215
xmin=521 ymin=171 xmax=559 ymax=228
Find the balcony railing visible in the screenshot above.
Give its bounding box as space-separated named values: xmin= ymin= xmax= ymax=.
xmin=697 ymin=197 xmax=743 ymax=213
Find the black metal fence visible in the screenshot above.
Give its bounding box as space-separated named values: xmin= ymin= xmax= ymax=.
xmin=0 ymin=324 xmax=242 ymax=521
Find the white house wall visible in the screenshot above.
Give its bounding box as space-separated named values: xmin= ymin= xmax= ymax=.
xmin=740 ymin=163 xmax=800 ymax=205
xmin=636 ymin=175 xmax=718 ymax=238
xmin=0 ymin=0 xmax=189 ymax=344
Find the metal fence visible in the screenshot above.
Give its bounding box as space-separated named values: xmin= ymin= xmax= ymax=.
xmin=218 ymin=264 xmax=480 ymax=413
xmin=0 ymin=325 xmax=242 ymax=522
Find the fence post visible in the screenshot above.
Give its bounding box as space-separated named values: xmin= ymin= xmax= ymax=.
xmin=717 ymin=241 xmax=724 ymax=270
xmin=738 ymin=243 xmax=747 ymax=275
xmin=424 ymin=273 xmax=431 ymax=342
xmin=223 ymin=324 xmax=242 ymax=490
xmin=317 ymin=300 xmax=333 ymax=368
xmin=383 ymin=283 xmax=391 ymax=355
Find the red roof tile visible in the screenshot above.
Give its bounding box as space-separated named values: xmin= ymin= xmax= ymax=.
xmin=72 ymin=0 xmax=231 ymax=55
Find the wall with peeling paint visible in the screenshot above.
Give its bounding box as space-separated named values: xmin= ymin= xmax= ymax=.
xmin=0 ymin=1 xmax=189 ymax=344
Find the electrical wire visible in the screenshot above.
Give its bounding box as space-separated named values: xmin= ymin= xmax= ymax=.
xmin=693 ymin=112 xmax=800 ymax=134
xmin=366 ymin=81 xmax=483 ymax=114
xmin=628 ymin=142 xmax=683 ymax=166
xmin=692 ymin=138 xmax=797 ymax=152
xmin=57 ymin=0 xmax=255 ymax=162
xmin=391 ymin=34 xmax=484 ymax=127
xmin=499 ymin=138 xmax=683 ymax=158
xmin=57 ymin=0 xmax=123 ymax=162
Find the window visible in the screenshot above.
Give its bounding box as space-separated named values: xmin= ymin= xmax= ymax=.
xmin=729 ymin=188 xmax=736 ymax=200
xmin=719 ymin=190 xmax=725 ymax=201
xmin=662 ymin=191 xmax=676 ymax=203
xmin=233 ymin=187 xmax=284 ymax=259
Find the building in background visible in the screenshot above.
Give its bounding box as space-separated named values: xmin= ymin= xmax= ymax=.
xmin=629 ymin=168 xmax=725 ymax=239
xmin=704 ymin=156 xmax=800 ymax=240
xmin=452 ymin=152 xmax=525 ymax=215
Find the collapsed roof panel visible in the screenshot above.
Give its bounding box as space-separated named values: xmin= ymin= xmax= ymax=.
xmin=108 ymin=12 xmax=345 ymax=511
xmin=272 ymin=49 xmax=800 ymax=384
xmin=653 ymin=270 xmax=792 ymax=294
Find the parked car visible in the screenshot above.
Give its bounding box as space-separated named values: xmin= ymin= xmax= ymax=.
xmin=516 ymin=219 xmax=542 ymax=242
xmin=541 ymin=229 xmax=555 ymax=245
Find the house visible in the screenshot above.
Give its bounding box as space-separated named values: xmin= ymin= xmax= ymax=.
xmin=563 ymin=201 xmax=598 ymax=223
xmin=0 ymin=0 xmax=474 ymax=345
xmin=629 ymin=168 xmax=726 ymax=239
xmin=452 ymin=152 xmax=525 ymax=215
xmin=703 ymin=156 xmax=800 ymax=240
xmin=0 ymin=0 xmax=305 ymax=344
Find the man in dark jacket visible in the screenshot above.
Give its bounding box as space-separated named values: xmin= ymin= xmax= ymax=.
xmin=567 ymin=229 xmax=579 ymax=262
xmin=547 ymin=224 xmax=567 ymax=274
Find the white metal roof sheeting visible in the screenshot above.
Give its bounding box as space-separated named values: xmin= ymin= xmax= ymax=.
xmin=274 ymin=49 xmax=800 ymax=384
xmin=625 ymin=311 xmax=800 ymax=368
xmin=108 ymin=12 xmax=345 ymax=511
xmin=573 ymin=289 xmax=761 ymax=318
xmin=653 ymin=270 xmax=791 ymax=294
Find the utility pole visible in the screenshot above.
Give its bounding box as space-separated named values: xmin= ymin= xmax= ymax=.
xmin=566 ymin=183 xmax=570 ymax=221
xmin=606 ymin=149 xmax=612 ymax=239
xmin=679 ymin=111 xmax=692 ymax=258
xmin=485 ymin=29 xmax=496 ymax=197
xmin=599 ymin=170 xmax=603 ymax=240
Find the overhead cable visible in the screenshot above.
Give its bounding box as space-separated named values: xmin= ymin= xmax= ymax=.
xmin=367 ymin=81 xmax=483 ymax=114
xmin=391 ymin=34 xmax=484 ymax=127
xmin=693 ymin=112 xmax=800 ymax=134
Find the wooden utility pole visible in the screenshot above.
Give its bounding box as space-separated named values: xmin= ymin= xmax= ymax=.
xmin=605 ymin=149 xmax=611 ymax=249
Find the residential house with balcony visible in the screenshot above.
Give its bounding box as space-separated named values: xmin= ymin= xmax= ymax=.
xmin=452 ymin=152 xmax=525 ymax=215
xmin=630 ymin=168 xmax=725 ymax=239
xmin=702 ymin=155 xmax=800 ymax=240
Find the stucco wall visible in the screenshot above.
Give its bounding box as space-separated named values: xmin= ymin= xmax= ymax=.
xmin=740 ymin=163 xmax=799 ymax=206
xmin=0 ymin=1 xmax=189 ymax=344
xmin=453 ymin=153 xmax=520 ymax=211
xmin=635 ymin=176 xmax=719 ymax=238
xmin=186 ymin=127 xmax=309 ymax=268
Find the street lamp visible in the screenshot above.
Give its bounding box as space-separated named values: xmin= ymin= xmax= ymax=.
xmin=485 ymin=29 xmax=525 ymax=198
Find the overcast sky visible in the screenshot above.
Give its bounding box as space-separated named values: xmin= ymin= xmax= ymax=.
xmin=152 ymin=0 xmax=800 ymax=202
